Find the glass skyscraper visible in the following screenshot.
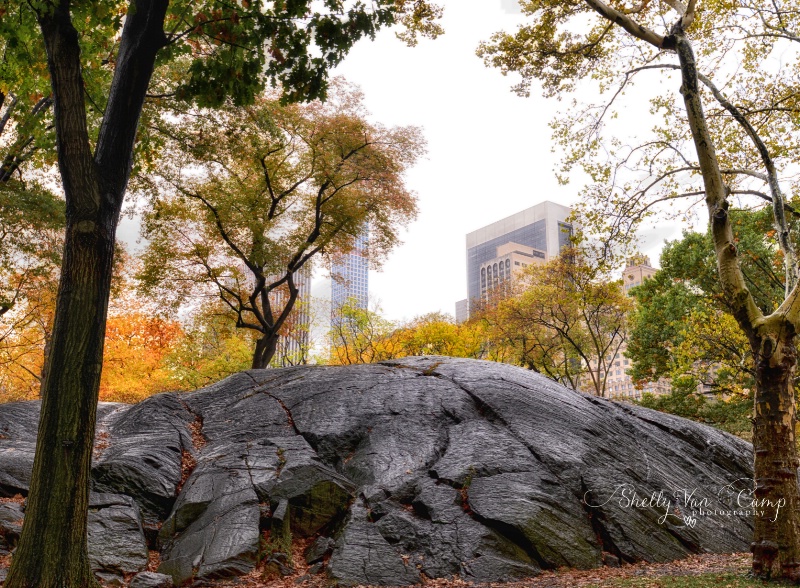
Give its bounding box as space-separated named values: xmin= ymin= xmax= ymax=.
xmin=331 ymin=226 xmax=369 ymax=322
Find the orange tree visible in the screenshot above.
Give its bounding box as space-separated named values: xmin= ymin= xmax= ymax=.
xmin=99 ymin=313 xmax=183 ymax=403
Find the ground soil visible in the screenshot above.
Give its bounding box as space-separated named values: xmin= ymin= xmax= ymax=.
xmin=187 ymin=553 xmax=753 ymax=588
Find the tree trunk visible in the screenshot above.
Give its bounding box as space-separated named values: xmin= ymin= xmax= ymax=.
xmin=5 ymin=6 xmax=109 ymax=585
xmin=750 ymin=324 xmax=800 ymax=580
xmin=670 ymin=27 xmax=800 ymax=579
xmin=6 ymin=1 xmax=167 ymax=585
xmin=252 ymin=334 xmax=279 ymax=369
xmin=5 ymin=212 xmax=117 ymax=588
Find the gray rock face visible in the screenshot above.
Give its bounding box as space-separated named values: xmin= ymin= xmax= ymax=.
xmin=0 ymin=502 xmax=23 ymax=552
xmin=129 ymin=571 xmax=173 ymax=588
xmin=92 ymin=395 xmax=193 ymax=528
xmin=0 ymin=492 xmax=150 ymax=585
xmin=87 ymin=493 xmax=150 ymax=585
xmin=0 ymin=357 xmax=754 ymax=586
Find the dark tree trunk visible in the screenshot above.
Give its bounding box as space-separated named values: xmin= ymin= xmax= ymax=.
xmin=6 ymin=0 xmax=167 ymax=585
xmin=750 ymin=326 xmax=800 ymax=579
xmin=252 ymin=334 xmax=279 ymax=369
xmin=5 ymin=7 xmax=107 ymax=586
xmin=5 ymin=211 xmax=117 ymax=588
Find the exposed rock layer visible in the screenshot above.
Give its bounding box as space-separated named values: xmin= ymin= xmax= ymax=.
xmin=0 ymin=357 xmax=754 ymax=585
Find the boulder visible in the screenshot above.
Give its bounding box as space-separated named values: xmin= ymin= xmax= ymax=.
xmin=0 ymin=357 xmax=755 ymax=586
xmin=0 ymin=402 xmax=41 ymax=495
xmin=304 ymin=535 xmax=334 ymax=564
xmin=87 ymin=493 xmax=149 ymax=584
xmin=156 ymin=444 xmax=262 ymax=584
xmin=129 ymin=571 xmax=173 ymax=588
xmin=0 ymin=502 xmax=23 ymax=551
xmin=91 ymin=395 xmax=194 ymax=530
xmin=0 ymin=492 xmax=149 ymax=584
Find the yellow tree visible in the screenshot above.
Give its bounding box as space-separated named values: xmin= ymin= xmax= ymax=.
xmin=328 ymin=299 xmax=401 ymax=365
xmin=0 ymin=272 xmax=57 ymax=401
xmin=164 ymin=302 xmax=255 ymax=389
xmin=389 ymin=312 xmax=486 ymax=358
xmin=480 ymin=249 xmax=631 ymax=395
xmin=137 ymin=83 xmax=421 ymax=369
xmin=0 ymin=183 xmax=63 ymax=400
xmin=481 ymin=0 xmax=800 ymax=577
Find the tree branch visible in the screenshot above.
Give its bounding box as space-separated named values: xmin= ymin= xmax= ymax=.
xmin=583 ymin=0 xmax=666 ymax=48
xmin=673 ymin=29 xmax=762 ymax=333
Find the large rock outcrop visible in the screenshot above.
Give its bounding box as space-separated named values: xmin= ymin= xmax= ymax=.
xmin=0 ymin=357 xmax=754 ymax=585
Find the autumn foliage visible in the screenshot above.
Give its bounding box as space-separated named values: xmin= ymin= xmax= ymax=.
xmin=98 ymin=313 xmax=184 ymax=403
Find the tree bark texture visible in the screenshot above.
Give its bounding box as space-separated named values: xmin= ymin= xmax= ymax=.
xmin=246 ymin=275 xmax=301 ymax=369
xmin=674 ymin=28 xmax=800 ymax=580
xmin=751 ymin=323 xmax=800 ymax=579
xmin=252 ymin=334 xmax=279 ymax=369
xmin=5 ymin=0 xmax=167 ymax=586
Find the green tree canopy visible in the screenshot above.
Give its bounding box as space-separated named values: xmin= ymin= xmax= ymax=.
xmin=628 ymin=208 xmax=789 ymax=391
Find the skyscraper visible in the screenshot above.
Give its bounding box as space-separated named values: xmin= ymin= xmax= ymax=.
xmin=331 ymin=226 xmax=369 ymax=322
xmin=269 ymin=263 xmax=313 ymax=366
xmin=457 ymin=201 xmax=573 ymax=318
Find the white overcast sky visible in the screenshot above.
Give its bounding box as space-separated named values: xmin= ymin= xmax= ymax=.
xmin=330 ymin=0 xmax=568 ymax=321
xmin=327 ymin=0 xmax=683 ymax=320
xmin=119 ymin=0 xmax=686 ymax=321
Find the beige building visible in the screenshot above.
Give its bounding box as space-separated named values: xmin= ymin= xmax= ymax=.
xmin=607 ymin=256 xmax=670 ymax=399
xmin=458 ymin=201 xmax=574 ymax=320
xmin=584 ymin=256 xmax=671 ymax=399
xmin=623 ymin=253 xmax=656 ymax=293
xmin=479 ymin=242 xmax=548 ymax=303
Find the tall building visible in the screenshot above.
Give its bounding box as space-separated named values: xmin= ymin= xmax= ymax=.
xmin=459 ymin=201 xmax=573 ymax=317
xmin=270 ymin=264 xmax=313 ymax=366
xmin=622 ymin=253 xmax=656 ymax=293
xmin=331 ymin=226 xmax=369 ymax=322
xmin=455 ymin=299 xmax=469 ymax=324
